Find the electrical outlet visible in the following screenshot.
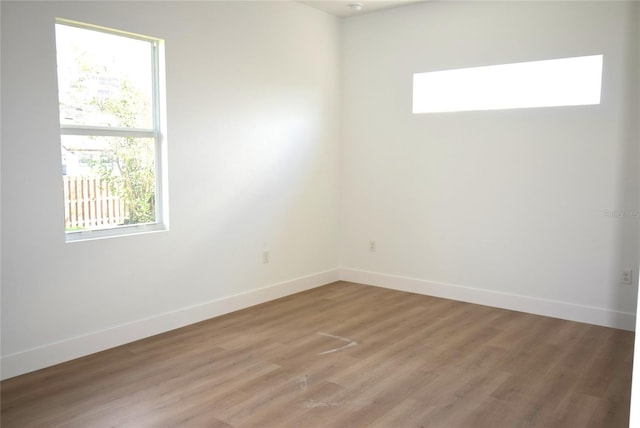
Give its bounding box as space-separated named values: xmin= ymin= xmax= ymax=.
xmin=263 ymin=250 xmax=270 ymax=264
xmin=369 ymin=240 xmax=376 ymax=252
xmin=622 ymin=269 xmax=632 ymax=284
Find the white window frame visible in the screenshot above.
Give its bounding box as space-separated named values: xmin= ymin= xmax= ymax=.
xmin=56 ymin=19 xmax=169 ymax=242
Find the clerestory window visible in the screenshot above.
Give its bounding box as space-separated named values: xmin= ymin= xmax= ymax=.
xmin=413 ymin=55 xmax=603 ymax=114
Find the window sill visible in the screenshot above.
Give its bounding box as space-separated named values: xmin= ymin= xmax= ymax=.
xmin=65 ymin=223 xmax=168 ymax=243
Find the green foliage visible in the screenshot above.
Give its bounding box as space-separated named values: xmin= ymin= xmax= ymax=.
xmin=84 ymin=68 xmax=156 ymax=225
xmin=91 ymin=137 xmax=156 ymax=225
xmin=90 ymin=78 xmax=156 ymax=225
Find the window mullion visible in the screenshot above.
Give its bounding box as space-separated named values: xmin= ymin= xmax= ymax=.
xmin=60 ymin=125 xmax=157 ymax=138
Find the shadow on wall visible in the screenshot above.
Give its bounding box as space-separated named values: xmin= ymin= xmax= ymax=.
xmin=611 ymin=7 xmax=640 ymax=319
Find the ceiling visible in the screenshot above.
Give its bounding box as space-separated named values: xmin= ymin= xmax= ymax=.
xmin=298 ymin=1 xmax=426 ymax=18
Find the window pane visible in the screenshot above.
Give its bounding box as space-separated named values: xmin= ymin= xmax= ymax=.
xmin=55 ymin=24 xmax=154 ymax=129
xmin=62 ymin=135 xmax=156 ymax=231
xmin=413 ymin=55 xmax=603 ymax=113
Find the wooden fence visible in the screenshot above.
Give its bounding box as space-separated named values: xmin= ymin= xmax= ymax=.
xmin=63 ymin=176 xmax=126 ymax=230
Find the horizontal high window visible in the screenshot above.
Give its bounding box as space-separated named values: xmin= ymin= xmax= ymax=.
xmin=413 ymin=55 xmax=603 ymax=113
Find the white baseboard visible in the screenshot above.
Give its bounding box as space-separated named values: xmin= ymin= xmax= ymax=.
xmin=1 ymin=269 xmax=339 ymax=380
xmin=339 ymin=268 xmax=636 ymax=331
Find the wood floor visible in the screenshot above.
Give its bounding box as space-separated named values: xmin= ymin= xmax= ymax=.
xmin=1 ymin=281 xmax=634 ymax=427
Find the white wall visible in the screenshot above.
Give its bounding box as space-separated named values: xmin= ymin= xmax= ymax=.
xmin=340 ymin=1 xmax=640 ymax=329
xmin=0 ymin=1 xmax=341 ymax=378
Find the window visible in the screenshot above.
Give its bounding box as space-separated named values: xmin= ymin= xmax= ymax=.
xmin=55 ymin=19 xmax=167 ymax=241
xmin=413 ymin=55 xmax=603 ymax=113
